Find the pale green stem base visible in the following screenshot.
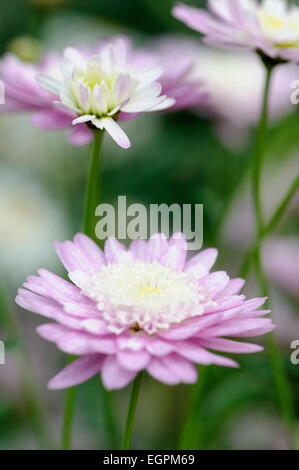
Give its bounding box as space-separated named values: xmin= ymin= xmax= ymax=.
xmin=83 ymin=129 xmax=104 ymax=242
xmin=121 ymin=373 xmax=143 ymax=450
xmin=61 ymin=383 xmax=76 ymax=450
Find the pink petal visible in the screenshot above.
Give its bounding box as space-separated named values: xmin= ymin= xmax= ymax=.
xmin=201 ymin=318 xmax=273 ymax=337
xmin=204 ymin=295 xmax=245 ymax=313
xmin=62 ymin=300 xmax=100 ymax=318
xmin=162 ymin=233 xmax=187 ymax=271
xmin=104 ymin=238 xmax=134 ymax=264
xmin=31 ymin=108 xmax=73 ymax=130
xmin=16 ymin=289 xmax=59 ymax=318
xmin=48 ymin=355 xmax=105 ymax=390
xmin=162 ymin=353 xmax=197 ymax=383
xmin=218 ymin=278 xmax=245 ymax=297
xmin=37 ymin=269 xmax=82 ymax=302
xmin=199 ymin=271 xmax=230 ymax=297
xmin=23 ymin=275 xmax=50 ymax=297
xmin=113 ymin=73 xmax=131 ymax=102
xmin=129 ymin=239 xmax=147 ymax=259
xmin=69 ymin=124 xmax=93 ymax=146
xmin=73 ymin=233 xmax=105 ymax=269
xmin=185 ymin=248 xmax=218 ymax=278
xmin=240 ymin=297 xmax=267 ymax=313
xmin=79 ymin=84 xmax=89 ymax=110
xmin=68 ymin=270 xmax=90 ymax=289
xmin=37 ymin=323 xmax=67 ymax=342
xmin=147 ymin=357 xmax=181 ymax=385
xmin=54 ymin=240 xmax=97 ymax=275
xmin=101 ymin=355 xmax=137 ymax=390
xmin=39 ymin=323 xmax=116 ymax=354
xmin=117 ymin=349 xmax=151 ymax=371
xmin=196 ymin=337 xmax=263 ymax=354
xmin=236 ymin=325 xmax=275 ymax=337
xmin=146 ymin=338 xmax=174 ymax=356
xmin=79 ymin=318 xmax=109 ymax=335
xmin=158 ymin=321 xmax=203 ymax=341
xmin=174 ymin=341 xmax=239 ymax=368
xmin=116 ymin=333 xmax=146 ymax=351
xmin=144 ymin=233 xmax=168 ymax=262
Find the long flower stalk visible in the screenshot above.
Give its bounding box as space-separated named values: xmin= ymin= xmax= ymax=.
xmin=121 ymin=372 xmax=143 ymax=450
xmin=83 ymin=130 xmax=105 ymax=242
xmin=247 ymin=59 xmax=296 ymax=448
xmin=61 ymin=129 xmax=108 ymax=449
xmin=240 ymin=173 xmax=299 ymax=278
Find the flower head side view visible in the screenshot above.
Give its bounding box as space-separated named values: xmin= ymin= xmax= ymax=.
xmin=36 ymin=37 xmax=175 ymax=149
xmin=16 ymin=233 xmax=274 ymax=392
xmin=173 ymin=0 xmax=299 ymax=63
xmin=1 ymin=36 xmax=201 ymax=148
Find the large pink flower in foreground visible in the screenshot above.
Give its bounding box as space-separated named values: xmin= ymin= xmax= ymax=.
xmin=173 ymin=0 xmax=299 ymax=62
xmin=16 ymin=233 xmax=274 ymax=390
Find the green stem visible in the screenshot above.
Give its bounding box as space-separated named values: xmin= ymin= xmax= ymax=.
xmin=253 ymin=62 xmax=272 ymax=238
xmin=99 ymin=381 xmax=118 ymax=449
xmin=178 ymin=366 xmax=208 ymax=449
xmin=61 ymin=130 xmax=104 ymax=450
xmin=61 ymin=384 xmax=76 ymax=450
xmin=264 ymin=173 xmax=299 ymax=237
xmin=83 ymin=129 xmax=104 ymax=242
xmin=240 ymin=172 xmax=299 ymax=279
xmin=121 ymin=373 xmax=143 ymax=450
xmin=250 ymin=61 xmax=296 ymax=448
xmin=253 ymin=250 xmax=296 ymax=448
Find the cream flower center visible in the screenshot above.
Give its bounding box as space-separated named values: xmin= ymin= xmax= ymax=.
xmin=68 ymin=55 xmax=137 ymax=117
xmin=257 ymin=2 xmax=299 ymax=47
xmin=81 ymin=261 xmax=211 ymax=335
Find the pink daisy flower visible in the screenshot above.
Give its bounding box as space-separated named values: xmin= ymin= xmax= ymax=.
xmin=173 ymin=0 xmax=299 ymax=63
xmin=16 ymin=233 xmax=274 ymax=391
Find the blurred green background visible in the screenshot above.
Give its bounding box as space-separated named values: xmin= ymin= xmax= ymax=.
xmin=0 ymin=0 xmax=298 ymax=450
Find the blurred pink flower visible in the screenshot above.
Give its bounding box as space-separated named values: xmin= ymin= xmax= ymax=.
xmin=0 ymin=52 xmax=93 ymax=146
xmin=194 ymin=46 xmax=298 ymax=128
xmin=173 ymin=0 xmax=299 ymax=62
xmin=16 ymin=233 xmax=274 ymax=391
xmin=150 ymin=37 xmax=209 ymax=111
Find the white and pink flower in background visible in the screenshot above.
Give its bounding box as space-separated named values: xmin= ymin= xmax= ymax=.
xmin=0 ymin=35 xmax=211 ymax=148
xmin=173 ymin=0 xmax=299 ymax=62
xmin=37 ymin=37 xmax=175 ymax=149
